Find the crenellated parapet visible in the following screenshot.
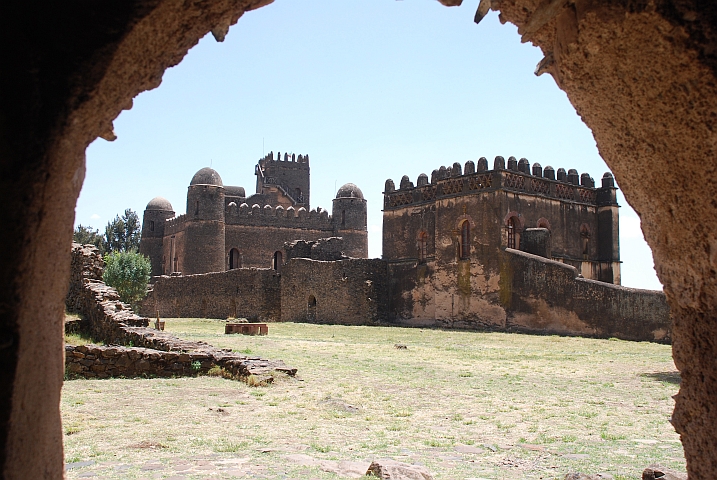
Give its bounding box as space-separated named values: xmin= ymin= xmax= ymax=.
xmin=259 ymin=150 xmax=310 ymax=165
xmin=224 ymin=202 xmax=335 ymax=230
xmin=164 ymin=214 xmax=187 ymax=235
xmin=383 ymin=156 xmax=617 ymax=210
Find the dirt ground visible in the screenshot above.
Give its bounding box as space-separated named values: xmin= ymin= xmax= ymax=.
xmin=62 ymin=320 xmax=684 ymax=479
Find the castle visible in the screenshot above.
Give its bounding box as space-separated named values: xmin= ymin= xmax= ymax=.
xmin=139 ymin=151 xmax=368 ymax=276
xmin=141 ymin=153 xmax=670 ymax=342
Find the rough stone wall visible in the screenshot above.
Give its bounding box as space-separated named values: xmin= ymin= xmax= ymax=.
xmin=280 ymin=258 xmax=389 ymax=325
xmin=386 ymin=250 xmax=671 ymax=342
xmin=67 ymin=243 xmax=295 ymax=381
xmin=141 ymin=268 xmax=281 ymax=321
xmin=285 ymin=237 xmax=348 ymax=262
xmin=224 ymin=224 xmax=337 ymax=269
xmin=65 ymin=344 xmax=295 ymax=380
xmin=500 ymin=249 xmax=671 ymax=342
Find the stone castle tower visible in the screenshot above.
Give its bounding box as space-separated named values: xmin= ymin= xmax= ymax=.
xmin=140 ymin=153 xmax=368 ymax=277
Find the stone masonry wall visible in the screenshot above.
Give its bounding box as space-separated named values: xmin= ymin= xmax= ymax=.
xmin=67 ymin=243 xmax=295 ymax=380
xmin=280 ymin=258 xmax=389 ymax=325
xmin=141 ymin=268 xmax=280 ymax=320
xmin=500 ymin=249 xmax=672 ymax=343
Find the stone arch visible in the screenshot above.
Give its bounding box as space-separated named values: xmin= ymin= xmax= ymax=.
xmin=273 ymin=251 xmax=283 ymax=272
xmin=307 ymin=294 xmax=317 ymax=322
xmin=454 ymin=213 xmax=475 ymax=261
xmin=3 ymin=1 xmax=717 ymax=477
xmin=537 ymin=217 xmax=551 ymax=231
xmin=417 ymin=230 xmax=429 ymax=263
xmin=504 ymin=212 xmax=524 ymax=250
xmin=228 ymin=248 xmax=241 ymax=270
xmin=580 ymin=224 xmax=591 ymax=258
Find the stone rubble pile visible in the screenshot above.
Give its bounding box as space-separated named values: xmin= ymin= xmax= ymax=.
xmin=65 ymin=243 xmax=296 ymax=381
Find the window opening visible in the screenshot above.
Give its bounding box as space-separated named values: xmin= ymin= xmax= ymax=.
xmin=229 ymin=248 xmax=241 ymax=269
xmin=418 ymin=231 xmax=428 ymax=263
xmin=508 ymin=217 xmax=518 ymax=249
xmin=307 ymin=295 xmax=317 ymax=321
xmin=273 ymin=251 xmax=283 ymax=271
xmin=150 ymin=220 xmax=154 ymax=232
xmin=341 ymin=210 xmax=346 ymax=227
xmin=460 ymin=221 xmax=470 ymax=259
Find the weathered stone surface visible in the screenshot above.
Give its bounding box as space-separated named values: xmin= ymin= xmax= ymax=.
xmin=366 ymin=459 xmax=434 ymax=479
xmin=642 ymin=464 xmax=688 ymax=480
xmin=64 ymin=243 xmax=296 ymax=381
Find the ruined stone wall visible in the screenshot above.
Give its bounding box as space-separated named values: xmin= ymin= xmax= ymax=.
xmin=280 ymin=258 xmax=389 ymax=325
xmin=141 ymin=268 xmax=281 ymax=321
xmin=500 ymin=249 xmax=671 ymax=342
xmin=386 ymin=249 xmax=670 ymax=342
xmin=66 ymin=243 xmax=295 ymax=381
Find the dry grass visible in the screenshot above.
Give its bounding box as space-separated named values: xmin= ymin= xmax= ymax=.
xmin=62 ymin=320 xmax=684 ymax=479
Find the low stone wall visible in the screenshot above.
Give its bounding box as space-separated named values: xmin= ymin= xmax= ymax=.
xmin=501 ymin=249 xmax=672 ymax=343
xmin=66 ymin=243 xmax=296 ymax=380
xmin=141 ymin=268 xmax=280 ymax=321
xmin=65 ymin=344 xmax=295 ymax=380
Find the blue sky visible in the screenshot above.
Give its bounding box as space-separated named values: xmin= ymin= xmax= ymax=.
xmin=78 ymin=0 xmax=662 ymax=290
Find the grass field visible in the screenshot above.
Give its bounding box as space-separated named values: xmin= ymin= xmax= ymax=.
xmin=62 ymin=320 xmax=685 ymax=479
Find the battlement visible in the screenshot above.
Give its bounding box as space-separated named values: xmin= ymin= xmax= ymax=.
xmin=164 ymin=214 xmax=186 ymax=235
xmin=259 ymin=150 xmax=310 ymax=166
xmin=383 ymin=156 xmax=617 ymax=210
xmin=225 ymin=202 xmax=334 ymax=230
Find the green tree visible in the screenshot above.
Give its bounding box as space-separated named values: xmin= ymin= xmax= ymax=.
xmin=104 ymin=209 xmax=141 ymax=253
xmin=102 ymin=251 xmax=151 ymax=308
xmin=73 ymin=225 xmax=105 ymax=253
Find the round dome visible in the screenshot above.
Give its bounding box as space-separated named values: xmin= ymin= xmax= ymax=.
xmin=224 ymin=185 xmax=246 ymax=197
xmin=336 ymin=183 xmax=364 ymax=199
xmin=190 ymin=167 xmax=223 ymax=186
xmin=146 ymin=196 xmax=173 ymax=211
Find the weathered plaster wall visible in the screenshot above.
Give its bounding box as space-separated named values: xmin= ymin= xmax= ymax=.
xmin=500 ymin=249 xmax=671 ymax=342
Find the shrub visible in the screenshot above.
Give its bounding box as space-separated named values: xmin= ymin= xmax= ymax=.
xmin=102 ymin=251 xmax=151 ymax=308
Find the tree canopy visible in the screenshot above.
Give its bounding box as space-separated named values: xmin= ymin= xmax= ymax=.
xmin=102 ymin=251 xmax=151 ymax=308
xmin=104 ymin=209 xmax=141 ymax=253
xmin=73 ymin=225 xmax=105 ymax=253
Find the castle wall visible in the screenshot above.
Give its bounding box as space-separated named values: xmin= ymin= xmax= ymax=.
xmin=280 ymin=258 xmax=389 ymax=325
xmin=386 ymin=250 xmax=670 ymax=342
xmin=225 ymin=224 xmax=336 ymax=269
xmin=500 ymin=249 xmax=671 ymax=342
xmin=141 ymin=268 xmax=281 ymax=321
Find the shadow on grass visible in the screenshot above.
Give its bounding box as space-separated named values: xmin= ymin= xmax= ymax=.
xmin=642 ymin=371 xmax=681 ymax=385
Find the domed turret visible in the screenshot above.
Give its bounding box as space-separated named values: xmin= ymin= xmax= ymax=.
xmin=140 ymin=196 xmax=176 ymax=277
xmin=146 ymin=196 xmax=173 ymax=211
xmin=190 ymin=167 xmax=223 ymax=186
xmin=336 ymin=183 xmax=364 ymax=199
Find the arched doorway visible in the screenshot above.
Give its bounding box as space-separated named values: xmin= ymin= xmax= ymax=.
xmin=229 ymin=248 xmax=241 ymax=269
xmin=273 ymin=251 xmax=283 ymax=272
xmin=460 ymin=221 xmax=470 ymax=260
xmin=307 ymin=295 xmax=317 ymax=322
xmin=507 ymin=217 xmax=519 ymax=250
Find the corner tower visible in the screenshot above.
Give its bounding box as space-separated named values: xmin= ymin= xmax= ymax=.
xmin=140 ymin=197 xmax=175 ymax=277
xmin=332 ymin=183 xmax=368 ymax=258
xmin=183 ymin=167 xmax=226 ymax=275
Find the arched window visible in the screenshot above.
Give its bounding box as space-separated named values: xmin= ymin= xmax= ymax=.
xmin=195 ymin=201 xmax=199 ymax=215
xmin=295 ymin=188 xmax=302 ymax=202
xmin=460 ymin=221 xmax=470 ymax=259
xmin=273 ymin=251 xmax=283 ymax=271
xmin=507 ymin=217 xmax=518 ymax=249
xmin=580 ymin=224 xmax=590 ymax=258
xmin=229 ymin=248 xmax=241 ymax=269
xmin=417 ymin=230 xmax=428 ymax=263
xmin=150 ymin=220 xmax=155 ymax=232
xmin=307 ymin=295 xmax=317 ymax=321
